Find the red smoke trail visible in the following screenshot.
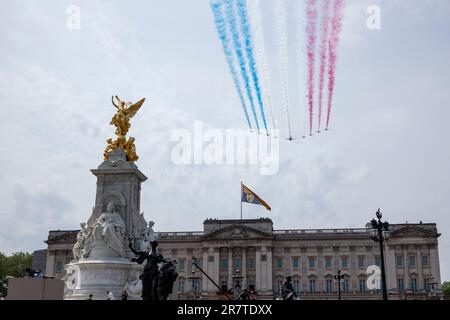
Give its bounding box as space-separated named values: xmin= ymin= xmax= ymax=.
xmin=326 ymin=0 xmax=345 ymax=130
xmin=317 ymin=0 xmax=330 ymax=132
xmin=306 ymin=0 xmax=318 ymax=136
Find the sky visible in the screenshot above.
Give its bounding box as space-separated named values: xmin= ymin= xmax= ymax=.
xmin=0 ymin=0 xmax=449 ymax=281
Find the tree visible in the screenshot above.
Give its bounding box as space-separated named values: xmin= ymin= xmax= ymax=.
xmin=0 ymin=251 xmax=33 ymax=296
xmin=442 ymin=281 xmax=450 ymax=295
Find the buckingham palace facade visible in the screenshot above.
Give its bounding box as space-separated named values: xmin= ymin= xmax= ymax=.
xmin=44 ymin=218 xmax=441 ymax=300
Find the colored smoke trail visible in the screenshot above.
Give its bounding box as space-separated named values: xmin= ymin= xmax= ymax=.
xmin=247 ymin=0 xmax=276 ymax=132
xmin=236 ymin=0 xmax=268 ymax=134
xmin=326 ymin=0 xmax=345 ymax=130
xmin=224 ymin=0 xmax=260 ymax=132
xmin=306 ymin=0 xmax=318 ymax=136
xmin=210 ymin=0 xmax=252 ymax=130
xmin=295 ymin=0 xmax=307 ymax=138
xmin=317 ymin=0 xmax=330 ymax=132
xmin=274 ymin=0 xmax=292 ymax=139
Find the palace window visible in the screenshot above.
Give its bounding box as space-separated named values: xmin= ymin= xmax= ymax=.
xmin=309 ymin=279 xmax=316 ymax=294
xmin=396 ymin=255 xmax=403 ymax=268
xmin=276 ymin=257 xmax=283 ymax=269
xmin=292 ymin=257 xmax=300 ymax=269
xmin=308 ymin=257 xmax=315 ymax=269
xmin=177 ymin=280 xmax=185 ymax=294
xmin=422 ymin=255 xmax=429 ymax=267
xmin=358 ymin=256 xmax=365 ymax=269
xmin=341 ymin=256 xmax=349 ymax=269
xmin=359 ymin=279 xmax=367 ymax=293
xmin=220 ymin=258 xmax=228 ymax=270
xmin=178 ymin=258 xmax=186 ymax=271
xmin=409 ymin=255 xmax=416 ymax=267
xmin=325 ymin=257 xmax=332 ymax=269
xmin=397 ymin=278 xmax=404 ymax=292
xmin=293 ymin=279 xmax=300 ymax=293
xmin=410 ymin=278 xmax=417 ymax=292
xmin=374 ymin=255 xmax=381 ymax=267
xmin=248 ymin=258 xmax=255 ymax=270
xmin=234 ymin=257 xmax=241 ymax=270
xmin=193 ymin=280 xmax=201 ymax=294
xmin=424 ymin=278 xmax=430 ymax=292
xmin=325 ymin=279 xmax=333 ymax=293
xmin=343 ymin=279 xmax=350 ymax=293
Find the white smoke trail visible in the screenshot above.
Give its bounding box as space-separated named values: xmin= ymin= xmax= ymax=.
xmin=295 ymin=0 xmax=307 ymax=138
xmin=247 ymin=0 xmax=276 ymax=132
xmin=274 ymin=0 xmax=292 ymax=139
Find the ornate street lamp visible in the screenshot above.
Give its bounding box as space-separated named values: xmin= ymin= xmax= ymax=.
xmin=187 ymin=269 xmax=200 ymax=299
xmin=370 ymin=208 xmax=390 ymax=300
xmin=334 ymin=270 xmax=344 ymax=300
xmin=232 ymin=269 xmax=243 ymax=291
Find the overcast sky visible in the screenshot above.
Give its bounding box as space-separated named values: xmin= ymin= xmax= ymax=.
xmin=0 ymin=0 xmax=449 ymax=281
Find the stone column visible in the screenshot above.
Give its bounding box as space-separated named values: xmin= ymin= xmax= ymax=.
xmin=417 ymin=246 xmax=423 ymax=290
xmin=202 ymin=249 xmax=208 ymax=294
xmin=255 ymin=249 xmax=261 ymax=291
xmin=267 ymin=247 xmax=273 ymax=291
xmin=403 ymin=248 xmax=409 ymax=290
xmin=228 ymin=248 xmax=233 ymax=289
xmin=206 ymin=247 xmax=215 ymax=292
xmin=429 ymin=245 xmax=441 ymax=284
xmin=214 ymin=248 xmax=220 ymax=289
xmin=385 ymin=244 xmax=396 ymax=291
xmin=242 ymin=247 xmax=247 ymax=289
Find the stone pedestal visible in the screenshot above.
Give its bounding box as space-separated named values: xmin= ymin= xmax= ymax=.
xmin=64 ymin=149 xmax=148 ymax=300
xmin=65 ymin=259 xmax=143 ymax=300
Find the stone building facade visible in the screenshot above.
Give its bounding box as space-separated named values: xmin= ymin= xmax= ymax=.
xmin=45 ymin=218 xmax=441 ymax=300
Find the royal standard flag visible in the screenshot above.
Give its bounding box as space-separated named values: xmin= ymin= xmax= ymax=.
xmin=241 ymin=183 xmax=271 ymax=211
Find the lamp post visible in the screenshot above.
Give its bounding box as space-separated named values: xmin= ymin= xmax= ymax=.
xmin=232 ymin=269 xmax=243 ymax=291
xmin=187 ymin=269 xmax=200 ymax=299
xmin=370 ymin=208 xmax=390 ymax=300
xmin=334 ymin=270 xmax=344 ymax=300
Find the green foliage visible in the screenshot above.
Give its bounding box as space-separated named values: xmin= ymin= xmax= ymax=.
xmin=442 ymin=281 xmax=450 ymax=295
xmin=0 ymin=251 xmax=33 ymax=296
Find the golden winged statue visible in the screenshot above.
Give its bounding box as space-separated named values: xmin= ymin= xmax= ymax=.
xmin=104 ymin=96 xmax=146 ymax=162
xmin=110 ymin=95 xmax=145 ymax=137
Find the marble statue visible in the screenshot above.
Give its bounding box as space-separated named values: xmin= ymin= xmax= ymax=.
xmin=140 ymin=220 xmax=157 ymax=251
xmin=90 ymin=202 xmax=126 ymax=257
xmin=73 ymin=222 xmax=93 ymax=259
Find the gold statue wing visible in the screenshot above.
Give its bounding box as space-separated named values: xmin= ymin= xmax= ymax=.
xmin=128 ymin=98 xmax=145 ymax=118
xmin=111 ymin=95 xmax=121 ymax=109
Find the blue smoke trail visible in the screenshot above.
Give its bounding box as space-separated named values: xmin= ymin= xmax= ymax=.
xmin=210 ymin=0 xmax=252 ymax=130
xmin=236 ymin=0 xmax=268 ymax=134
xmin=224 ymin=0 xmax=260 ymax=132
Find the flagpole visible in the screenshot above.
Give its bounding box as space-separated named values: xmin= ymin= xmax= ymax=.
xmin=240 ymin=181 xmax=243 ymax=220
